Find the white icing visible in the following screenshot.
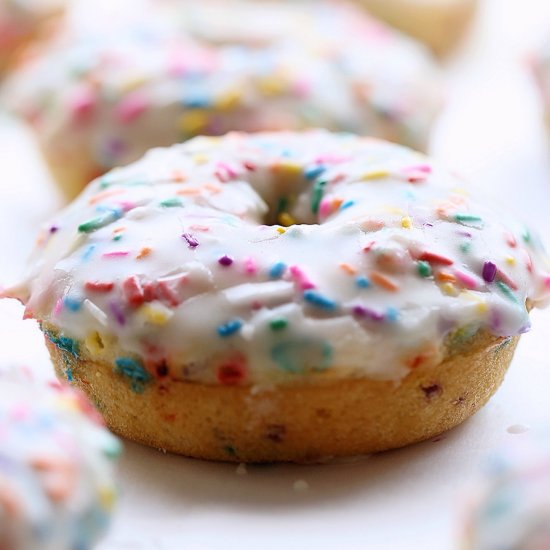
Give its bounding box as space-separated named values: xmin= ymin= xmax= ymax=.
xmin=7 ymin=130 xmax=550 ymax=386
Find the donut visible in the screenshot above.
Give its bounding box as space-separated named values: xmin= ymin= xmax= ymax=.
xmin=5 ymin=130 xmax=549 ymax=463
xmin=5 ymin=0 xmax=442 ymax=199
xmin=0 ymin=379 xmax=121 ymax=550
xmin=462 ymin=432 xmax=550 ymax=549
xmin=0 ymin=0 xmax=63 ymax=75
xmin=355 ymin=0 xmax=478 ymax=56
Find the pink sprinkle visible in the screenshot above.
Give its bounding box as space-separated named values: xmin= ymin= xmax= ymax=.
xmin=102 ymin=251 xmax=130 ymax=258
xmin=454 ymin=270 xmax=478 ymax=290
xmin=289 ymin=265 xmax=315 ymax=290
xmin=402 ymin=164 xmax=432 ymax=183
xmin=10 ymin=404 xmax=30 ymax=421
xmin=318 ymin=198 xmax=333 ymax=218
xmin=292 ymin=78 xmax=311 ymax=98
xmin=243 ymin=161 xmax=257 ymax=171
xmin=115 ymin=93 xmax=150 ymax=124
xmin=68 ymin=86 xmax=97 ymax=122
xmin=53 ymin=298 xmax=63 ymax=316
xmin=544 ymin=276 xmax=550 ymax=288
xmin=244 ymin=257 xmax=258 ymax=275
xmin=497 ymin=268 xmax=518 ymax=290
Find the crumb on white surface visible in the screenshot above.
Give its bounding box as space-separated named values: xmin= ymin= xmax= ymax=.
xmin=293 ymin=480 xmax=309 ymax=492
xmin=236 ymin=463 xmax=247 ymax=476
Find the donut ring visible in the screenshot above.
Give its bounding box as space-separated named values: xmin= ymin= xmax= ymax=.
xmin=6 ymin=0 xmax=442 ymax=199
xmin=7 ymin=131 xmax=549 ymax=462
xmin=0 ymin=379 xmax=120 ymax=549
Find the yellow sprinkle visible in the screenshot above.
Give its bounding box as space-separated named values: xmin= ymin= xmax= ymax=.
xmin=383 ymin=206 xmax=405 ymax=215
xmin=118 ymin=76 xmax=149 ymax=94
xmin=179 ymin=111 xmax=209 ymax=135
xmin=258 ymin=76 xmax=287 ymax=96
xmin=476 ymin=302 xmax=489 ymax=314
xmin=85 ymin=332 xmax=105 ymax=355
xmin=278 ymin=212 xmax=296 ymax=227
xmin=192 ymin=154 xmax=209 ymax=165
xmin=361 ymin=170 xmax=389 ymax=181
xmin=451 ymin=187 xmax=469 ymax=196
xmin=401 ymin=216 xmax=412 ymax=229
xmin=505 ymin=255 xmax=516 ymax=266
xmin=275 ymin=161 xmax=303 ymax=176
xmin=441 ymin=282 xmax=459 ymax=296
xmin=276 ymin=227 xmax=286 ymax=234
xmin=99 ymin=487 xmax=116 ymax=510
xmin=139 ymin=303 xmax=173 ymax=326
xmin=215 ymin=89 xmax=241 ymax=110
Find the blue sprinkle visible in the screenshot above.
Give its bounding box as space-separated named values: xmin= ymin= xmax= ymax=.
xmin=44 ymin=331 xmax=79 ymax=358
xmin=385 ymin=307 xmax=400 ymax=323
xmin=114 ymin=357 xmax=152 ymax=393
xmin=304 ymin=165 xmax=326 ymax=180
xmin=303 ymin=290 xmax=337 ymax=310
xmin=82 ymin=244 xmax=96 ymax=262
xmin=181 ymin=95 xmax=211 ymax=109
xmin=269 ymin=262 xmax=287 ymax=279
xmin=217 ymin=319 xmax=243 ymax=337
xmin=340 ymin=200 xmax=355 ymax=210
xmin=356 ymin=276 xmax=371 ymax=289
xmin=63 ymin=296 xmax=83 ymax=312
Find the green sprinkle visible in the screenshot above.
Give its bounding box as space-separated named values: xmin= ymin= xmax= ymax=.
xmin=113 ymin=234 xmax=122 ymax=241
xmin=276 ymin=196 xmax=288 ymax=214
xmin=417 ymin=260 xmax=432 ymax=278
xmin=311 ymin=180 xmax=327 ymax=214
xmin=522 ymin=228 xmax=531 ymax=243
xmin=160 ymin=198 xmax=183 ymax=208
xmin=496 ymin=281 xmax=518 ymax=303
xmin=454 ymin=214 xmax=483 ymax=226
xmin=270 ymin=318 xmax=288 ymax=331
xmin=78 ymin=209 xmax=121 ymax=233
xmin=460 ymin=242 xmax=472 ymax=253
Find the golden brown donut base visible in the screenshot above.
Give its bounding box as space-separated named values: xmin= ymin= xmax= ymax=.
xmin=46 ymin=332 xmax=517 ymax=463
xmin=358 ymin=0 xmax=477 ymax=56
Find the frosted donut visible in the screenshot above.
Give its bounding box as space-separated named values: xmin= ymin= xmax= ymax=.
xmin=5 ymin=0 xmax=442 ymax=199
xmin=0 ymin=380 xmax=121 ymax=550
xmin=355 ymin=0 xmax=477 ymax=56
xmin=463 ymin=432 xmax=550 ymax=549
xmin=5 ymin=130 xmax=550 ymax=463
xmin=0 ymin=0 xmax=63 ymax=75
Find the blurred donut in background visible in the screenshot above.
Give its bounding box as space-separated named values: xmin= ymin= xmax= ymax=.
xmin=4 ymin=0 xmax=443 ymax=199
xmin=0 ymin=0 xmax=64 ymax=76
xmin=355 ymin=0 xmax=478 ymax=56
xmin=462 ymin=431 xmax=550 ymax=550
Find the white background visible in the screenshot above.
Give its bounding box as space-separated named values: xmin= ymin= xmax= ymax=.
xmin=2 ymin=0 xmax=550 ymax=548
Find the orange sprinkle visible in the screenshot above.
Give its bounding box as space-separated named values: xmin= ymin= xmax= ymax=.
xmin=113 ymin=226 xmax=125 ymax=234
xmin=88 ymin=188 xmax=124 ymax=205
xmin=332 ymin=198 xmax=343 ymax=210
xmin=436 ymin=271 xmax=456 ymax=283
xmin=204 ymin=183 xmax=222 ymax=194
xmin=176 ymin=187 xmax=200 ymax=196
xmin=171 ymin=170 xmax=186 ymax=182
xmin=339 ymin=263 xmax=357 ymax=275
xmin=370 ymin=270 xmax=399 ymax=291
xmin=136 ymin=247 xmax=152 ymax=259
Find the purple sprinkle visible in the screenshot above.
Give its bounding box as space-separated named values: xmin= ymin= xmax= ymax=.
xmin=182 ymin=233 xmax=199 ymax=248
xmin=218 ymin=255 xmax=233 ymax=266
xmin=49 ymin=225 xmax=59 ymax=234
xmin=482 ymin=261 xmax=497 ymax=283
xmin=109 ymin=300 xmax=126 ymax=326
xmin=352 ymin=305 xmax=384 ymax=322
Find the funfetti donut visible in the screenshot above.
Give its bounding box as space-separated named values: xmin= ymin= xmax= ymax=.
xmin=463 ymin=431 xmax=550 ymax=549
xmin=5 ymin=130 xmax=549 ymax=463
xmin=0 ymin=0 xmax=63 ymax=75
xmin=0 ymin=380 xmax=121 ymax=550
xmin=5 ymin=0 xmax=442 ymax=199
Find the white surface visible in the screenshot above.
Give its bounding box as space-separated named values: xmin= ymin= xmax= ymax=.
xmin=2 ymin=1 xmax=550 ymax=548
